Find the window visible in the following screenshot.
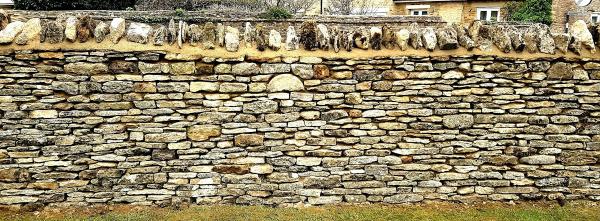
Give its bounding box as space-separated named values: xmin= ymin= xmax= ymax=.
xmin=407 ymin=5 xmax=430 ymax=16
xmin=477 ymin=7 xmax=500 ymax=21
xmin=592 ymin=13 xmax=600 ymax=23
xmin=410 ymin=9 xmax=428 ymax=16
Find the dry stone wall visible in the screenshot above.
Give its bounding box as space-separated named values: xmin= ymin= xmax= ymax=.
xmin=0 ymin=11 xmax=600 ymax=208
xmin=1 ymin=49 xmax=600 ymax=207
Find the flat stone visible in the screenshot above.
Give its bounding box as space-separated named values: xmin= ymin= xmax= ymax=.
xmin=188 ymin=125 xmax=221 ymax=141
xmin=65 ymin=62 xmax=109 ymax=75
xmin=250 ymin=164 xmax=273 ymax=174
xmin=170 ymin=62 xmax=196 ymax=75
xmin=145 ymin=132 xmax=186 ymax=143
xmin=383 ymin=194 xmax=424 ymax=203
xmin=521 ymin=155 xmax=556 ymax=165
xmin=267 ymin=74 xmax=304 ymax=92
xmin=232 ymin=63 xmax=260 ymax=75
xmin=235 ymin=134 xmax=264 ymax=147
xmin=30 ymin=110 xmax=58 ymax=119
xmin=243 ymin=100 xmax=278 ymax=114
xmin=443 ymin=114 xmax=474 ymax=129
xmin=191 ymin=82 xmax=219 ymax=92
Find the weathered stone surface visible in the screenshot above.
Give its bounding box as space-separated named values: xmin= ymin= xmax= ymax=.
xmin=569 ymin=20 xmax=595 ymax=54
xmin=422 ymin=28 xmax=437 ymax=51
xmin=232 ymin=63 xmax=260 ymax=75
xmin=436 ymin=27 xmax=458 ymax=50
xmin=170 ymin=62 xmax=196 ymax=75
xmin=109 ymin=18 xmax=126 ymax=44
xmin=243 ymin=22 xmax=253 ymax=48
xmin=370 ymin=26 xmax=382 ymax=50
xmin=285 ymin=26 xmax=299 ymax=51
xmin=547 ymin=62 xmax=573 ymax=80
xmin=0 ymin=9 xmax=9 ymax=30
xmin=300 ymin=21 xmax=318 ymax=51
xmin=191 ymin=82 xmax=219 ymax=92
xmin=243 ymin=100 xmax=278 ymax=114
xmin=521 ymin=155 xmax=556 ymax=165
xmin=65 ymin=62 xmax=109 ymax=75
xmin=491 ymin=26 xmax=512 ymax=53
xmin=0 ymin=168 xmax=30 ymax=182
xmin=41 ymin=21 xmax=64 ymax=44
xmin=408 ymin=23 xmax=423 ymax=49
xmin=235 ymin=134 xmax=264 ymax=147
xmin=64 ymin=17 xmax=78 ymax=42
xmin=76 ymin=15 xmax=96 ymax=43
xmin=224 ymin=26 xmax=240 ymax=52
xmin=353 ymin=28 xmax=370 ymax=50
xmin=443 ymin=114 xmax=474 ymax=129
xmin=188 ymin=125 xmax=221 ymax=141
xmin=0 ymin=21 xmax=24 ymax=43
xmin=126 ymin=22 xmax=153 ymax=44
xmin=15 ymin=18 xmax=41 ymax=45
xmin=552 ymin=33 xmax=570 ymax=54
xmin=268 ymin=29 xmax=282 ymax=51
xmin=267 ymin=74 xmax=304 ymax=92
xmin=396 ymin=29 xmax=410 ymax=51
xmin=383 ymin=194 xmax=424 ymax=203
xmin=30 ymin=110 xmax=58 ymax=119
xmin=539 ymin=33 xmax=555 ymax=54
xmin=317 ymin=24 xmax=330 ymax=50
xmin=94 ymin=21 xmax=109 ymax=43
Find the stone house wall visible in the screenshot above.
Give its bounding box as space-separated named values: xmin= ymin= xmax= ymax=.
xmin=552 ymin=0 xmax=600 ymax=32
xmin=390 ymin=0 xmax=510 ymax=24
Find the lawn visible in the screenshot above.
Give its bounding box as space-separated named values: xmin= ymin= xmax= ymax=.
xmin=1 ymin=202 xmax=599 ymax=221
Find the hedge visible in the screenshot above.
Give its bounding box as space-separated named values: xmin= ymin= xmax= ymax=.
xmin=14 ymin=0 xmax=136 ymax=10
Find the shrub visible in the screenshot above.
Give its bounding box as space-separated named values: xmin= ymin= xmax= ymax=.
xmin=259 ymin=7 xmax=293 ymax=19
xmin=14 ymin=0 xmax=136 ymax=10
xmin=175 ymin=8 xmax=186 ymax=17
xmin=506 ymin=0 xmax=552 ymax=25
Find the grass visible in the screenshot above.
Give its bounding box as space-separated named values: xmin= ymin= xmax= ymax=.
xmin=1 ymin=202 xmax=600 ymax=221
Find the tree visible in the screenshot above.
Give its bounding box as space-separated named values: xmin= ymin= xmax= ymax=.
xmin=327 ymin=0 xmax=378 ymax=15
xmin=505 ymin=0 xmax=552 ymax=25
xmin=263 ymin=0 xmax=318 ymax=15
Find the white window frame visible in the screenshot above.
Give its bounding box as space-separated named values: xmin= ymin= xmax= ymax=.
xmin=476 ymin=7 xmax=501 ymax=21
xmin=592 ymin=13 xmax=600 ymax=23
xmin=409 ymin=9 xmax=429 ymax=16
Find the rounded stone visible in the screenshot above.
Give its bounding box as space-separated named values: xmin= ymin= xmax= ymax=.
xmin=267 ymin=74 xmax=304 ymax=92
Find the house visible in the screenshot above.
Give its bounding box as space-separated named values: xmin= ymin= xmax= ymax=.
xmin=552 ymin=0 xmax=600 ymax=32
xmin=389 ymin=0 xmax=514 ymax=24
xmin=0 ymin=0 xmax=13 ymax=8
